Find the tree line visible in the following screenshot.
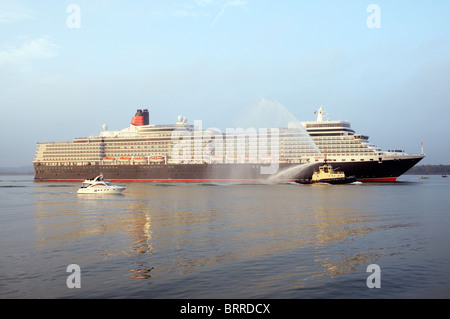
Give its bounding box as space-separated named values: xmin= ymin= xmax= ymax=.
xmin=407 ymin=165 xmax=449 ymax=175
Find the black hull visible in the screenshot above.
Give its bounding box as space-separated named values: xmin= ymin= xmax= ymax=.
xmin=296 ymin=176 xmax=357 ymax=185
xmin=34 ymin=156 xmax=423 ymax=182
xmin=329 ymin=156 xmax=424 ymax=182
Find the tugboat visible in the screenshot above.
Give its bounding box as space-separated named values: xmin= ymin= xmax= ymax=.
xmin=296 ymin=164 xmax=357 ymax=185
xmin=77 ymin=175 xmax=126 ymax=194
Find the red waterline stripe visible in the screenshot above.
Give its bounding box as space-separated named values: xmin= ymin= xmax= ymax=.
xmin=34 ymin=179 xmax=84 ymax=182
xmin=35 ymin=178 xmax=297 ymax=182
xmin=357 ymin=177 xmax=398 ymax=182
xmin=35 ymin=177 xmax=399 ymax=182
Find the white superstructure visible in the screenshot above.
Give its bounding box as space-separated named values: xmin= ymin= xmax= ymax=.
xmin=34 ymin=112 xmax=322 ymax=167
xmin=301 ymin=106 xmax=415 ymax=164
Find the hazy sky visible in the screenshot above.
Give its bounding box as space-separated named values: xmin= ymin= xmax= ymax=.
xmin=1 ymin=0 xmax=449 ymax=167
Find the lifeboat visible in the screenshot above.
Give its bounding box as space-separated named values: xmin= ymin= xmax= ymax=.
xmin=210 ymin=156 xmax=224 ymax=163
xmin=226 ymin=156 xmax=240 ymax=162
xmin=260 ymin=155 xmax=274 ymax=162
xmin=150 ymin=156 xmax=165 ymax=163
xmin=245 ymin=155 xmax=257 ymax=163
xmin=134 ymin=157 xmax=149 ymax=164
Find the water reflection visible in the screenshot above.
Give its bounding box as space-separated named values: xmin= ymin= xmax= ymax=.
xmin=33 ymin=184 xmax=153 ymax=264
xmin=130 ymin=263 xmax=154 ymax=279
xmin=33 ymin=181 xmax=415 ymax=294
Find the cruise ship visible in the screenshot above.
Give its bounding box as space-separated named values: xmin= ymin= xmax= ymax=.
xmin=33 ymin=107 xmax=424 ymax=182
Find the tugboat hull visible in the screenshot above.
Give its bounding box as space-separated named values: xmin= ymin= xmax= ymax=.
xmin=296 ymin=175 xmax=357 ymax=185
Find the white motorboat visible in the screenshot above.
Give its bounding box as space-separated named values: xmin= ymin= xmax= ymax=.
xmin=77 ymin=175 xmax=126 ymax=194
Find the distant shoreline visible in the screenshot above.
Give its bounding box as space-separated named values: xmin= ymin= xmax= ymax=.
xmin=406 ymin=164 xmax=449 ymax=175
xmin=0 ymin=166 xmax=34 ymax=175
xmin=1 ymin=164 xmax=448 ymax=176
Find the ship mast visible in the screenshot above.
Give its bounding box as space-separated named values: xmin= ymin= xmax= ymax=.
xmin=316 ymin=105 xmax=328 ymax=122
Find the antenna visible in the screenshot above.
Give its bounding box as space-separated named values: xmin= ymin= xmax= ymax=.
xmin=317 ymin=105 xmax=323 ymax=121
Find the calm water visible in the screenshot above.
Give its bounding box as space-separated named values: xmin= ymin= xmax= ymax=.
xmin=1 ymin=174 xmax=449 ymax=299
